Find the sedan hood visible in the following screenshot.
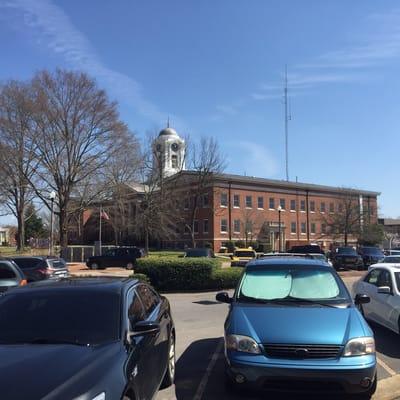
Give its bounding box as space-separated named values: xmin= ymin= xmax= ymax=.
xmin=228 ymin=304 xmax=367 ymax=345
xmin=0 ymin=342 xmax=124 ymax=399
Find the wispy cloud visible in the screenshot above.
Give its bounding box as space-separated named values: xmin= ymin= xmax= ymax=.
xmin=227 ymin=141 xmax=279 ymax=177
xmin=215 ymin=104 xmax=237 ymax=116
xmin=0 ymin=0 xmax=179 ymax=126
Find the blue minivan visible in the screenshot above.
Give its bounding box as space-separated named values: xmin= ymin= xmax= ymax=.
xmin=216 ymin=258 xmax=377 ymax=398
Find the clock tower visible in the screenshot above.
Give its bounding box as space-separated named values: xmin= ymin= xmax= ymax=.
xmin=152 ymin=125 xmax=186 ymax=178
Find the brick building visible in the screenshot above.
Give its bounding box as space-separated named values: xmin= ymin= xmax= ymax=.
xmin=69 ymin=127 xmax=379 ymax=251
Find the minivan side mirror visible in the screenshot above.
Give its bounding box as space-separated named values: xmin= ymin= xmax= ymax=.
xmin=377 ymin=286 xmax=392 ymax=295
xmin=130 ymin=321 xmax=160 ymax=337
xmin=354 ymin=294 xmax=370 ymax=305
xmin=216 ymin=292 xmax=232 ymax=304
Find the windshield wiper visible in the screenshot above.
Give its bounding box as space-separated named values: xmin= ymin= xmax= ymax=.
xmin=238 ymin=295 xmax=301 ymax=306
xmin=283 ymin=296 xmax=344 ymax=308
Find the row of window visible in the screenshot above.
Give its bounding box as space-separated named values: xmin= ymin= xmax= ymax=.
xmin=221 ymin=193 xmax=347 ymax=213
xmin=219 ymin=219 xmax=328 ymax=235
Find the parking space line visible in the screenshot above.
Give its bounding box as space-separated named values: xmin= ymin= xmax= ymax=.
xmin=193 ymin=338 xmax=224 ymax=400
xmin=377 ymin=356 xmax=397 ymax=377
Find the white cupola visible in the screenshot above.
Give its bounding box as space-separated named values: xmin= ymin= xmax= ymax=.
xmin=152 ymin=125 xmax=186 ymax=178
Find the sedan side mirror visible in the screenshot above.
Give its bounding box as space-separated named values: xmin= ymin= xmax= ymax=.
xmin=130 ymin=321 xmax=160 ymax=337
xmin=377 ymin=286 xmax=392 ymax=295
xmin=354 ymin=294 xmax=370 ymax=305
xmin=216 ymin=291 xmax=232 ymax=304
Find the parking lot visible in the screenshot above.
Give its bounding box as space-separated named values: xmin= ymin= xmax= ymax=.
xmin=69 ymin=266 xmax=400 ymax=400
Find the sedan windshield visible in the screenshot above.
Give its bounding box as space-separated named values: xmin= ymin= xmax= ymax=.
xmin=383 ymin=256 xmax=400 ymax=263
xmin=0 ymin=290 xmax=120 ymax=345
xmin=237 ymin=266 xmax=349 ymax=305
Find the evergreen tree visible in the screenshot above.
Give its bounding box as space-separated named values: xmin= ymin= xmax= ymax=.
xmin=24 ymin=203 xmax=45 ymax=243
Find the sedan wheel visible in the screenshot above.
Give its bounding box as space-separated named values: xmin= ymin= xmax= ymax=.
xmin=126 ymin=262 xmax=134 ymax=270
xmin=161 ymin=333 xmax=175 ymax=388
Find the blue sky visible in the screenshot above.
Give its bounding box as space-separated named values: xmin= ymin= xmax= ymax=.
xmin=0 ymin=0 xmax=399 ymax=224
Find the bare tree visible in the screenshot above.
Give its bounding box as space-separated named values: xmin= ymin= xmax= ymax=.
xmin=319 ymin=191 xmax=362 ymax=246
xmin=0 ymin=81 xmax=38 ymax=250
xmin=27 ymin=69 xmax=130 ymax=252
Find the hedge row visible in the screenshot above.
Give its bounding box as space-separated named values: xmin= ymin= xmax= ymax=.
xmin=135 ymin=258 xmax=241 ymax=291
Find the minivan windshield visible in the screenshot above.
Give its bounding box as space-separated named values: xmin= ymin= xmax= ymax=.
xmin=237 ymin=266 xmax=350 ymax=305
xmin=0 ymin=290 xmax=120 ymax=345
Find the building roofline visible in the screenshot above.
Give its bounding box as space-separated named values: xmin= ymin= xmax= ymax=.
xmin=173 ymin=171 xmax=380 ymax=197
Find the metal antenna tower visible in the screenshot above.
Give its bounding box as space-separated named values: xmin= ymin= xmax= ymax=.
xmin=284 ymin=65 xmax=291 ymax=181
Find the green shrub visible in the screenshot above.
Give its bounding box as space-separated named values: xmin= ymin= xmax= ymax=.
xmin=208 ymin=268 xmax=243 ymax=290
xmin=136 ymin=258 xmax=220 ymax=291
xmin=132 ymin=273 xmax=150 ymax=284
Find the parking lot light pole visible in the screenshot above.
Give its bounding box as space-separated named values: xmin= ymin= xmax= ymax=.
xmin=49 ymin=191 xmax=56 ymax=256
xmin=278 ymin=205 xmax=282 ymax=252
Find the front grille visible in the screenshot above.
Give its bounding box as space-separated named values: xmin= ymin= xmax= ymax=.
xmin=263 ymin=344 xmax=342 ymax=359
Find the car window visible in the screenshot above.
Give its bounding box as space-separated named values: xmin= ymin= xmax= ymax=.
xmin=116 ymin=248 xmax=128 ymax=256
xmin=11 ymin=258 xmax=40 ymax=270
xmin=49 ymin=259 xmax=66 ymax=269
xmin=136 ymin=285 xmax=159 ymax=317
xmin=127 ymin=289 xmax=145 ymax=327
xmin=395 ymin=273 xmax=400 ymax=292
xmin=234 ymin=251 xmax=256 ymax=257
xmin=383 ymin=256 xmax=400 ymax=263
xmin=365 ymin=269 xmax=381 ymax=286
xmin=336 ymin=247 xmax=357 ymax=255
xmin=104 ymin=249 xmax=115 ymax=256
xmin=128 ymin=248 xmax=138 ymax=256
xmin=377 ymin=270 xmax=392 ymax=289
xmin=0 ymin=263 xmax=17 ymax=279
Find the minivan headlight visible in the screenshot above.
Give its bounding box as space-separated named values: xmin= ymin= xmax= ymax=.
xmin=225 ymin=334 xmax=261 ymax=354
xmin=343 ymin=337 xmax=375 ymax=357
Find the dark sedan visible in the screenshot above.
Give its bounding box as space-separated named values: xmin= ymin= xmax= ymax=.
xmin=86 ymin=247 xmax=144 ymax=269
xmin=358 ymin=247 xmax=384 ymax=268
xmin=332 ymin=247 xmax=364 ymax=270
xmin=0 ymin=277 xmax=175 ymax=400
xmin=9 ymin=256 xmax=69 ymax=281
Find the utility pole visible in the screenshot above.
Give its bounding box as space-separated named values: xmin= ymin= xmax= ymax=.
xmin=284 ymin=65 xmax=290 ymax=182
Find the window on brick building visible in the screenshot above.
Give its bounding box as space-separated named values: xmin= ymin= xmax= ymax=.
xmin=279 ymin=198 xmax=286 ymax=210
xmin=301 ymin=222 xmax=306 ymax=234
xmin=234 ymin=220 xmax=241 ymax=233
xmin=233 ymin=194 xmax=240 ymax=208
xmin=310 ymin=201 xmax=315 ymax=212
xmin=220 ymin=219 xmax=228 ymax=233
xmin=300 ymin=200 xmax=306 ymax=212
xmin=220 ymin=193 xmax=228 ymax=207
xmin=290 ymin=199 xmax=296 ymax=211
xmin=320 ymin=202 xmax=326 ymax=213
xmin=338 ymin=203 xmax=343 ymax=213
xmin=311 ymin=223 xmax=316 ymax=234
xmin=203 ymin=219 xmax=209 ymax=233
xmin=257 ymin=196 xmax=264 ymax=209
xmin=246 ymin=196 xmax=252 ymax=208
xmin=184 ymin=198 xmax=189 ymax=210
xmin=321 ymin=223 xmax=326 ymax=234
xmin=194 ymin=220 xmax=199 ymax=234
xmin=171 ymin=155 xmax=178 ymax=168
xmin=329 ymin=202 xmax=334 ymax=213
xmin=202 ymin=193 xmax=209 ymax=207
xmin=269 ymin=198 xmax=275 ymax=209
xmin=291 ymin=222 xmax=296 ymax=234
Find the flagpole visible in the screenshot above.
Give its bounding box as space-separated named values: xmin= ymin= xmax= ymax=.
xmin=99 ymin=204 xmax=102 ymax=255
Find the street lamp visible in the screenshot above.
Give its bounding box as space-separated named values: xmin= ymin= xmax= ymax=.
xmin=49 ymin=191 xmax=56 ymax=255
xmin=277 ymin=205 xmax=282 ymax=252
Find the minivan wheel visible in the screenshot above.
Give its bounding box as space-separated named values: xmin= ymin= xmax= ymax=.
xmin=160 ymin=332 xmax=175 ymax=388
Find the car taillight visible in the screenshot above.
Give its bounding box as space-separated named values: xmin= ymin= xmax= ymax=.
xmin=37 ymin=268 xmax=51 ymax=275
xmin=19 ymin=279 xmax=28 ymax=286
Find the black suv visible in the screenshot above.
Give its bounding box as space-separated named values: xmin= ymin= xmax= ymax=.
xmin=9 ymin=256 xmax=69 ymax=282
xmin=0 ymin=277 xmax=175 ymax=399
xmin=331 ymin=247 xmax=364 ymax=270
xmin=86 ymin=247 xmax=144 ymax=270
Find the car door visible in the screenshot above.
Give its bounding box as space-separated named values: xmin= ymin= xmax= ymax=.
xmin=136 ymin=285 xmax=169 ymax=392
xmin=102 ymin=249 xmax=116 ymax=268
xmin=375 ymin=269 xmax=399 ymax=332
xmin=359 ymin=269 xmax=382 ymax=323
xmin=115 ymin=248 xmax=129 ymax=267
xmin=125 ymin=288 xmax=154 ymax=400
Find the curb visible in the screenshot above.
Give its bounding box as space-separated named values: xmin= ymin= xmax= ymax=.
xmin=373 ymin=375 xmax=400 ymax=400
